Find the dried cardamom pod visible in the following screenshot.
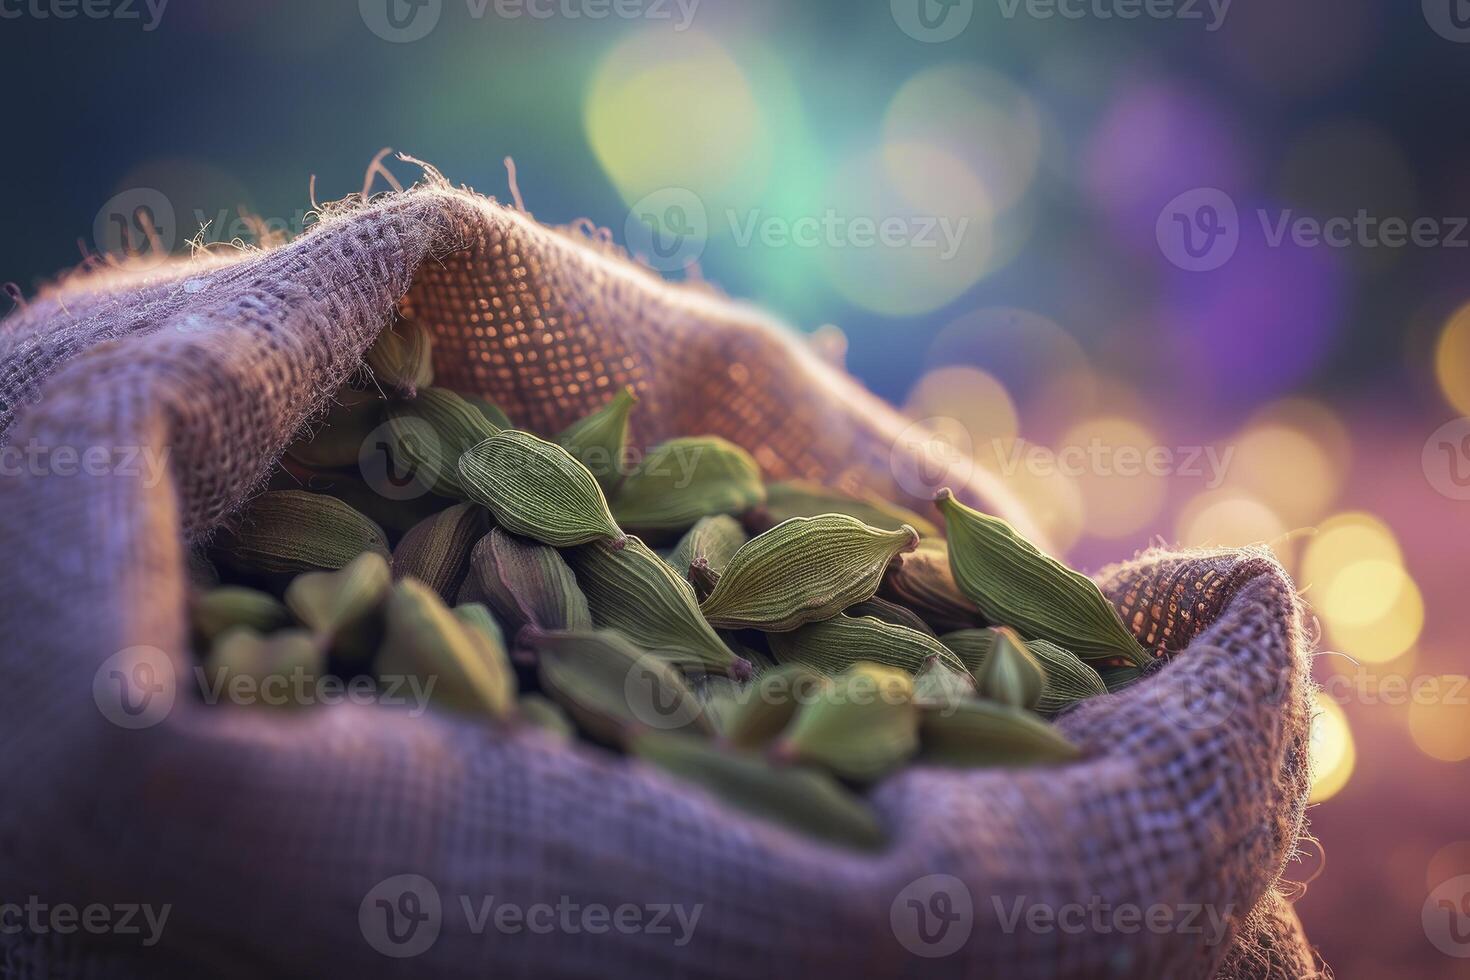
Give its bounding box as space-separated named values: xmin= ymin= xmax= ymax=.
xmin=518 ymin=693 xmax=575 ymax=740
xmin=285 ymin=551 xmax=392 ymax=660
xmin=377 ymin=579 xmax=514 ymax=719
xmin=630 ymin=731 xmax=885 ymax=852
xmin=943 ymin=629 xmax=1108 ymax=715
xmin=844 ymin=596 xmax=936 ymax=636
xmin=295 ymin=470 xmax=453 ymax=537
xmin=365 ymin=318 xmax=433 ymax=399
xmin=391 ymin=502 xmax=491 ymax=602
xmin=669 ymin=514 xmax=747 ymax=600
xmin=918 ymin=698 xmax=1081 ymax=768
xmin=1095 ymin=662 xmax=1144 ymax=694
xmin=750 ymin=479 xmax=939 ymax=539
xmin=567 ymin=536 xmax=749 ymax=678
xmin=767 ymin=613 xmax=966 ymax=677
xmin=458 ymin=430 xmax=626 ymax=549
xmin=216 ymin=490 xmax=389 ymax=574
xmin=612 ymin=437 xmax=766 ymax=532
xmin=912 ymin=655 xmax=976 ymax=709
xmin=720 ymin=664 xmax=828 ymax=750
xmin=555 ymin=384 xmax=637 ymax=490
xmin=286 ymin=388 xmax=387 ymax=470
xmin=700 ymin=515 xmax=918 ymax=631
xmin=385 ymin=387 xmax=508 ymax=499
xmin=190 ymin=587 xmax=289 ymax=645
xmin=771 ymin=664 xmax=918 ymax=783
xmin=533 ymin=629 xmax=714 ymax=745
xmin=936 ymin=488 xmax=1149 ymax=668
xmin=458 ymin=527 xmax=592 ymax=640
xmin=971 ymin=626 xmax=1045 ymax=710
xmin=877 ymin=540 xmax=983 ymax=633
xmin=204 ymin=628 xmax=324 ymax=707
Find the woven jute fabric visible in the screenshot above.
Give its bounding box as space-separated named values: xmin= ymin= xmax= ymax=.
xmin=0 ymin=180 xmax=1317 ymax=978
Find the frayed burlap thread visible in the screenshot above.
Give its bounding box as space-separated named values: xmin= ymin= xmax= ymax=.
xmin=0 ymin=181 xmax=1315 ymax=978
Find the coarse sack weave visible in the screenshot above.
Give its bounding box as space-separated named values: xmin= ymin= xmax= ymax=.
xmin=0 ymin=178 xmax=1321 ymax=979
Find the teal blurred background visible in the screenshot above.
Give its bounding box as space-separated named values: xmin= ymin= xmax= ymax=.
xmin=4 ymin=0 xmax=1470 ymax=974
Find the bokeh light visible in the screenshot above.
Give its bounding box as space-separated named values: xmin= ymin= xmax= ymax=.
xmin=1058 ymin=416 xmax=1167 ymax=540
xmin=1308 ymin=692 xmax=1356 ymax=803
xmin=902 ymin=365 xmax=1019 ymax=454
xmin=1434 ymin=301 xmax=1470 ymax=416
xmin=1175 ymin=490 xmax=1289 ymax=557
xmin=1221 ymin=423 xmax=1341 ymax=528
xmin=1408 ymin=679 xmax=1470 ymax=763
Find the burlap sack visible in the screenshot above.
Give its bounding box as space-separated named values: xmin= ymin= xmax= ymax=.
xmin=0 ymin=176 xmax=1320 ymax=978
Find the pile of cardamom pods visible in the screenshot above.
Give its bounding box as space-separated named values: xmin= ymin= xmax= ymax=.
xmin=192 ymin=321 xmax=1154 ymax=850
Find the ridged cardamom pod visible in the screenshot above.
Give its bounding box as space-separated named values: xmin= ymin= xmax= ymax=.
xmin=216 ymin=490 xmax=389 ymax=574
xmin=669 ymin=514 xmax=747 ymax=600
xmin=285 ymin=388 xmax=387 ymax=470
xmin=913 ymin=654 xmax=976 ymax=709
xmin=458 ymin=430 xmax=626 ymax=548
xmin=844 ymin=596 xmax=936 ymax=636
xmin=767 ymin=613 xmax=966 ymax=676
xmin=941 ymin=629 xmax=1107 ymax=715
xmin=190 ymin=587 xmax=289 ymax=645
xmin=457 ymin=527 xmax=593 ymax=640
xmin=285 ymin=551 xmax=392 ymax=660
xmin=204 ymin=628 xmax=325 ymax=707
xmin=918 ymin=698 xmax=1081 ymax=768
xmin=971 ymin=626 xmax=1045 ymax=710
xmin=749 ymin=479 xmax=939 ymax=539
xmin=293 ymin=469 xmax=453 ymax=537
xmin=611 ymin=437 xmax=766 ymax=532
xmin=518 ymin=693 xmax=575 ymax=740
xmin=391 ymin=502 xmax=491 ymax=602
xmin=700 ymin=515 xmax=918 ymax=631
xmin=877 ymin=540 xmax=983 ymax=634
xmin=555 ymin=385 xmax=637 ymax=490
xmin=377 ymin=579 xmax=514 ymax=719
xmin=365 ymin=318 xmax=434 ymax=399
xmin=630 ymin=731 xmax=885 ymax=852
xmin=566 ymin=536 xmax=749 ymax=678
xmin=386 ymin=387 xmax=508 ymax=499
xmin=532 ymin=629 xmax=714 ymax=745
xmin=771 ymin=663 xmax=918 ymax=783
xmin=936 ymin=489 xmax=1149 ymax=668
xmin=719 ymin=663 xmax=828 ymax=750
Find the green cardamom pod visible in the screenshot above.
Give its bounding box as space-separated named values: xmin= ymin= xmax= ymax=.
xmin=532 ymin=629 xmax=714 ymax=745
xmin=630 ymin=731 xmax=885 ymax=852
xmin=566 ymin=536 xmax=749 ymax=678
xmin=942 ymin=629 xmax=1107 ymax=715
xmin=844 ymin=596 xmax=936 ymax=636
xmin=391 ymin=502 xmax=491 ymax=602
xmin=518 ymin=693 xmax=576 ymax=740
xmin=285 ymin=551 xmax=392 ymax=660
xmin=669 ymin=514 xmax=747 ymax=600
xmin=204 ymin=628 xmax=325 ymax=708
xmin=458 ymin=527 xmax=593 ymax=640
xmin=751 ymin=479 xmax=939 ymax=539
xmin=720 ymin=664 xmax=828 ymax=750
xmin=771 ymin=663 xmax=918 ymax=783
xmin=877 ymin=540 xmax=983 ymax=634
xmin=971 ymin=626 xmax=1045 ymax=710
xmin=216 ymin=490 xmax=389 ymax=574
xmin=458 ymin=430 xmax=626 ymax=548
xmin=767 ymin=613 xmax=966 ymax=677
xmin=286 ymin=388 xmax=387 ymax=470
xmin=190 ymin=587 xmax=289 ymax=645
xmin=555 ymin=384 xmax=637 ymax=490
xmin=365 ymin=318 xmax=434 ymax=399
xmin=918 ymin=698 xmax=1080 ymax=768
xmin=294 ymin=469 xmax=453 ymax=537
xmin=913 ymin=654 xmax=976 ymax=709
xmin=936 ymin=488 xmax=1149 ymax=668
xmin=611 ymin=437 xmax=766 ymax=532
xmin=700 ymin=515 xmax=918 ymax=631
xmin=377 ymin=579 xmax=514 ymax=719
xmin=386 ymin=387 xmax=508 ymax=499
xmin=1095 ymin=662 xmax=1144 ymax=693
